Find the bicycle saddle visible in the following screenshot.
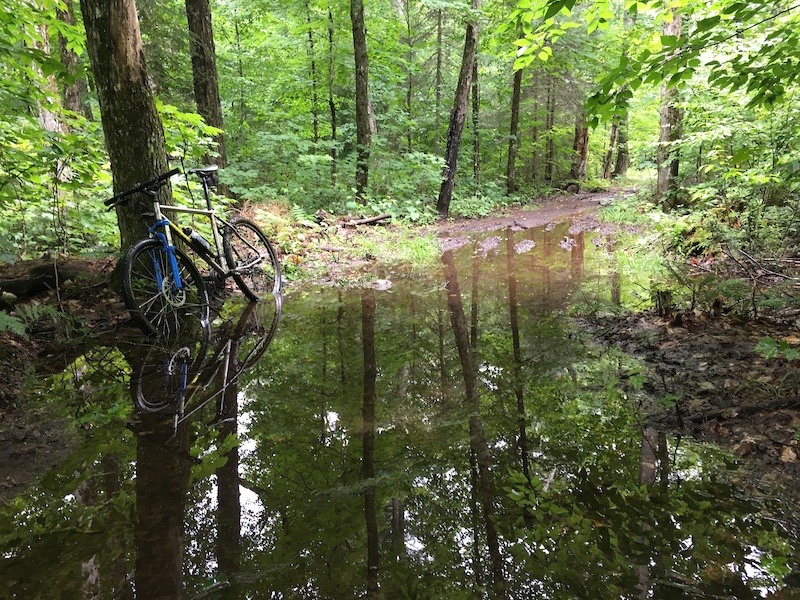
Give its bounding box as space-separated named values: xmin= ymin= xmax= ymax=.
xmin=188 ymin=165 xmax=219 ymax=185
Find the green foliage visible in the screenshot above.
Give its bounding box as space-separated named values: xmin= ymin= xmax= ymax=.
xmin=0 ymin=310 xmax=26 ymax=336
xmin=159 ymin=101 xmax=223 ymax=165
xmin=450 ymin=182 xmax=510 ymax=219
xmin=349 ymin=196 xmax=438 ymax=224
xmin=755 ymin=337 xmax=800 ymax=363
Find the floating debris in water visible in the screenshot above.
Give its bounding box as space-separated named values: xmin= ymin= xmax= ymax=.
xmin=370 ymin=279 xmax=393 ymax=291
xmin=440 ymin=236 xmax=471 ymax=253
xmin=479 ymin=236 xmax=501 ymax=258
xmin=559 ymin=236 xmax=575 ymax=251
xmin=514 ymin=239 xmax=536 ymax=254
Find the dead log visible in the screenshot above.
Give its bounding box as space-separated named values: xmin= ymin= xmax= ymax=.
xmin=0 ymin=259 xmax=96 ymax=301
xmin=685 ymin=397 xmax=800 ymax=424
xmin=345 ymin=214 xmax=392 ymax=227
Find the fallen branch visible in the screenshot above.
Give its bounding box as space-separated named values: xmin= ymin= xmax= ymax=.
xmin=685 ymin=397 xmax=800 ymax=424
xmin=345 ymin=213 xmax=391 ymax=227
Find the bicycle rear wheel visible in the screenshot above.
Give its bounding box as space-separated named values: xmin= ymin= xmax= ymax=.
xmin=223 ymin=217 xmax=281 ymax=301
xmin=229 ymin=293 xmax=282 ymax=371
xmin=121 ymin=238 xmax=210 ymax=338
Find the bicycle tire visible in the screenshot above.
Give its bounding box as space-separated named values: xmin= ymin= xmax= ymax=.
xmin=223 ymin=217 xmax=281 ymax=301
xmin=121 ymin=238 xmax=211 ymax=338
xmin=230 ymin=292 xmax=282 ymax=371
xmin=130 ymin=334 xmax=209 ymax=414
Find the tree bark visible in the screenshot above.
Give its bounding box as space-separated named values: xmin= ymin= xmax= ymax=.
xmin=544 ymin=75 xmax=555 ymax=184
xmin=57 ymin=1 xmax=92 ymax=120
xmin=506 ymin=68 xmax=523 ymax=194
xmin=80 ymin=0 xmax=171 ymax=249
xmin=185 ymin=0 xmax=228 ymax=172
xmin=603 ymin=117 xmax=620 ymax=179
xmin=436 ymin=0 xmax=479 ymax=218
xmin=434 ymin=10 xmax=443 ymax=156
xmin=328 ymin=5 xmax=338 ymax=184
xmin=471 ymin=56 xmax=480 ymax=186
xmin=570 ymin=109 xmax=589 ymax=181
xmin=351 ymin=0 xmax=372 ymax=204
xmin=613 ymin=111 xmax=630 ymax=178
xmin=306 ymin=5 xmax=320 ymax=144
xmin=656 ymin=10 xmax=683 ymax=206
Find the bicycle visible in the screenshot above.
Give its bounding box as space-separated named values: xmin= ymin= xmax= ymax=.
xmin=130 ymin=293 xmax=282 ymax=429
xmin=105 ymin=165 xmax=281 ymax=337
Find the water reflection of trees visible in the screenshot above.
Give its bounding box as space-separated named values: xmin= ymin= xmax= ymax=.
xmin=3 ymin=225 xmax=800 ymax=598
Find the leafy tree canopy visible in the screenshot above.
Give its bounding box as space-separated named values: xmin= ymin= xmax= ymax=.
xmin=510 ymin=0 xmax=800 ymax=124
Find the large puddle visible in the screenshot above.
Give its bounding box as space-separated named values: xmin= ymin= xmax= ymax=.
xmin=2 ymin=222 xmax=799 ymax=599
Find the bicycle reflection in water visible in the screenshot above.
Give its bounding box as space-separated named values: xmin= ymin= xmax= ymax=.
xmin=129 ymin=292 xmax=282 ymax=434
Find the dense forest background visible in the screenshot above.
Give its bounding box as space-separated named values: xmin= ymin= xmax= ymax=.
xmin=2 ymin=0 xmax=800 ymax=273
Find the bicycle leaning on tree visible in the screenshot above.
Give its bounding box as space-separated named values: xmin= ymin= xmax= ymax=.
xmin=105 ymin=165 xmax=281 ymax=337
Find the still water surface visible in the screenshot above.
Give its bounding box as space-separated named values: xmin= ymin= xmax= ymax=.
xmin=2 ymin=221 xmax=798 ymax=599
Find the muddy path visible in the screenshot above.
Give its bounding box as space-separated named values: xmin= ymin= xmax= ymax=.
xmin=1 ymin=187 xmax=799 ymax=498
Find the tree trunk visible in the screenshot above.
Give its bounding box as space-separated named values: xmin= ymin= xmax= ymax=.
xmin=656 ymin=10 xmax=682 ymax=206
xmin=544 ymin=75 xmax=555 ymax=184
xmin=133 ymin=416 xmax=191 ymax=599
xmin=328 ymin=5 xmax=338 ymax=184
xmin=613 ymin=111 xmax=629 ymax=178
xmin=506 ymin=68 xmax=523 ymax=195
xmin=361 ymin=288 xmax=381 ymax=598
xmin=80 ymin=0 xmax=172 ymax=249
xmin=603 ymin=117 xmax=619 ymax=179
xmin=404 ymin=1 xmax=413 ymax=153
xmin=436 ymin=0 xmax=479 ymax=218
xmin=442 ymin=249 xmax=506 ymax=598
xmin=185 ymin=0 xmax=228 ymax=173
xmin=613 ymin=12 xmax=634 ymax=180
xmin=307 ymin=5 xmax=320 ymax=144
xmin=434 ymin=9 xmax=443 ymax=156
xmin=471 ymin=56 xmax=480 ymax=186
xmin=216 ymin=363 xmax=241 ymax=576
xmin=530 ymin=94 xmax=540 ymax=184
xmin=570 ymin=109 xmax=589 ymax=181
xmin=351 ymin=0 xmax=372 ymax=204
xmin=506 ymin=229 xmax=533 ymax=529
xmin=57 ymin=1 xmax=92 ymax=120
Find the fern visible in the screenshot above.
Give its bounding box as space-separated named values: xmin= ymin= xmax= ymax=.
xmin=0 ymin=310 xmax=26 ymax=336
xmin=17 ymin=304 xmax=62 ymax=323
xmin=290 ymin=203 xmax=319 ymax=229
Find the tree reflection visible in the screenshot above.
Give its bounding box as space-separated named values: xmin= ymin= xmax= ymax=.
xmin=443 ymin=248 xmax=506 ymax=599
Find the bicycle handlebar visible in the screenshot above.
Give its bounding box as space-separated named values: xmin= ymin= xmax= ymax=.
xmin=104 ymin=167 xmax=181 ymax=208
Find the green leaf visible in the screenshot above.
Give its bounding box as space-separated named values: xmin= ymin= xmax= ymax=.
xmin=755 ymin=337 xmax=778 ymax=360
xmin=695 ymin=16 xmax=720 ymax=33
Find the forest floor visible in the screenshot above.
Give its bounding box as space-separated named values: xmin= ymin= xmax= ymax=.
xmin=1 ymin=188 xmax=799 ymax=499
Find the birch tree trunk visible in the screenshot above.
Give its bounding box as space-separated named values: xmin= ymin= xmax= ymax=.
xmin=656 ymin=11 xmax=683 ymax=206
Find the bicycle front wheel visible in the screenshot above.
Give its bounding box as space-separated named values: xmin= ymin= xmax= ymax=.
xmin=121 ymin=238 xmax=210 ymax=337
xmin=223 ymin=217 xmax=281 ymax=300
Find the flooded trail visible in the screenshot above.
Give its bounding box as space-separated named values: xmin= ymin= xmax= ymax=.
xmin=2 ymin=211 xmax=799 ymax=599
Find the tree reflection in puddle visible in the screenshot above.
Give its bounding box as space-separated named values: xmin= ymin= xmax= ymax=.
xmin=1 ymin=223 xmax=799 ymax=599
